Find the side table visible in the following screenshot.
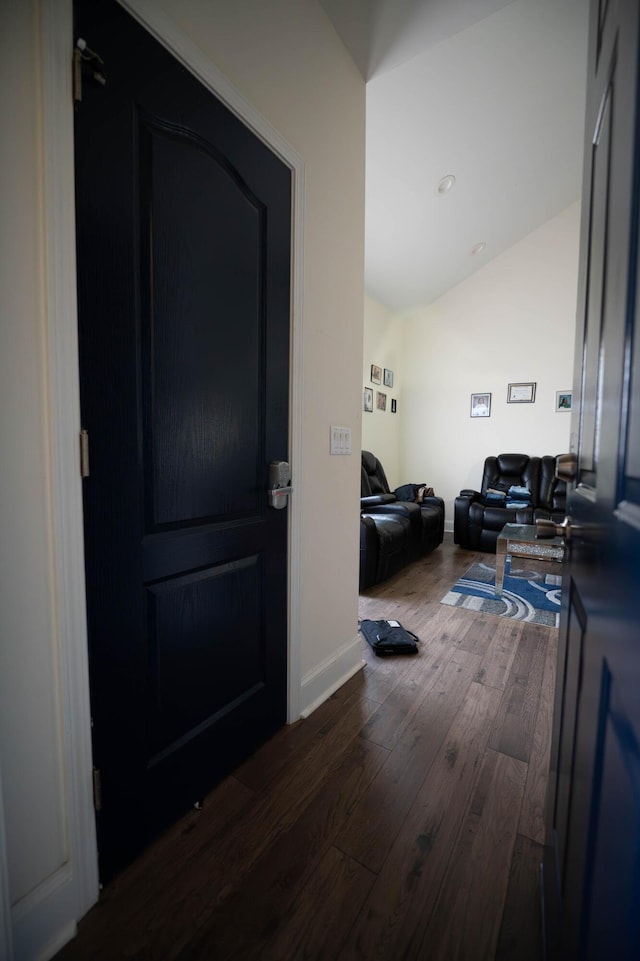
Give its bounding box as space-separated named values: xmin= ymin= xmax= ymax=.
xmin=495 ymin=523 xmax=565 ymax=596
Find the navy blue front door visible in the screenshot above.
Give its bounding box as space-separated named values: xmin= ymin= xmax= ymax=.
xmin=544 ymin=2 xmax=640 ymax=958
xmin=74 ymin=0 xmax=291 ymax=882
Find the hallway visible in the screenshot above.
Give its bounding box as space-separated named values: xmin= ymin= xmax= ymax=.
xmin=56 ymin=534 xmax=553 ymax=960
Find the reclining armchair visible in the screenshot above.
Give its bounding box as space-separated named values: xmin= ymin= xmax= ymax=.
xmin=454 ymin=453 xmax=567 ymax=553
xmin=360 ymin=450 xmax=445 ymax=589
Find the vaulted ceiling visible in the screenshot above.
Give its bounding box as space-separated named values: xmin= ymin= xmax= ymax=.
xmin=320 ymin=0 xmax=589 ymax=312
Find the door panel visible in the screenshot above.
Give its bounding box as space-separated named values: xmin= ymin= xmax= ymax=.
xmin=585 ymin=671 xmax=640 ymax=961
xmin=553 ymin=583 xmax=586 ymax=888
xmin=146 ymin=556 xmax=263 ymax=762
xmin=578 ymin=79 xmax=611 ymax=483
xmin=74 ymin=0 xmax=291 ymax=881
xmin=140 ymin=115 xmax=264 ymax=527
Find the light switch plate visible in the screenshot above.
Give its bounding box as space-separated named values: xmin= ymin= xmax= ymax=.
xmin=330 ymin=425 xmax=352 ymax=455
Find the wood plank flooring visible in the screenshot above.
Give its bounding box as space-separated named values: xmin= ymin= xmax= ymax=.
xmin=55 ymin=534 xmax=555 ymax=961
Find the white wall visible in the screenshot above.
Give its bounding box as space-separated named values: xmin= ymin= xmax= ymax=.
xmin=0 ymin=0 xmax=68 ymax=912
xmin=400 ymin=202 xmax=579 ymax=527
xmin=0 ymin=1 xmax=365 ymax=957
xmin=361 ymin=295 xmax=404 ymax=487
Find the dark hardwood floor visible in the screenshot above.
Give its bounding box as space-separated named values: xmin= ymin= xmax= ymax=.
xmin=55 ymin=534 xmax=555 ymax=960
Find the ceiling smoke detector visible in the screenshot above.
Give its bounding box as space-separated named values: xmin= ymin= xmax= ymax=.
xmin=437 ymin=174 xmax=456 ymax=195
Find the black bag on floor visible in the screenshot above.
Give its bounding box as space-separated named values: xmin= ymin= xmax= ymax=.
xmin=359 ymin=619 xmax=419 ymax=656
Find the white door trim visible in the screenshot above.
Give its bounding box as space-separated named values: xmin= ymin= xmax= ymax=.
xmin=12 ymin=1 xmax=305 ymax=955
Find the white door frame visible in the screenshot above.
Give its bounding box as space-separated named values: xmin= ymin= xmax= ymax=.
xmin=0 ymin=2 xmax=305 ymax=956
xmin=0 ymin=763 xmax=13 ymax=961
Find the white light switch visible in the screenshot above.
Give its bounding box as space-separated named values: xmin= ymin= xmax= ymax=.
xmin=330 ymin=425 xmax=352 ymax=455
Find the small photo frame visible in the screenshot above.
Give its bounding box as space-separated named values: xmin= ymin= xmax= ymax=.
xmin=507 ymin=382 xmax=536 ymax=404
xmin=470 ymin=393 xmax=491 ymax=418
xmin=370 ymin=364 xmax=382 ymax=385
xmin=376 ymin=391 xmax=387 ymax=411
xmin=384 ymin=368 xmax=394 ymax=388
xmin=556 ymin=390 xmax=572 ymax=412
xmin=363 ymin=387 xmax=373 ymax=412
xmin=391 ymin=399 xmax=397 ymax=413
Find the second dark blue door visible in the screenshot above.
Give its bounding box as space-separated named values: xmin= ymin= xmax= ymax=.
xmin=544 ymin=2 xmax=640 ymax=957
xmin=74 ymin=0 xmax=291 ymax=882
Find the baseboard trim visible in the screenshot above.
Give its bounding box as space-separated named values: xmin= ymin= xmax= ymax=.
xmin=299 ymin=635 xmax=364 ymax=718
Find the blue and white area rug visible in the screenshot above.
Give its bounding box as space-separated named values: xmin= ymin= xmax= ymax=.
xmin=440 ymin=560 xmax=561 ymax=627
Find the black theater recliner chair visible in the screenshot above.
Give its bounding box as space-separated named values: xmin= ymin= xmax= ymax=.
xmin=454 ymin=453 xmax=567 ymax=553
xmin=359 ymin=450 xmax=445 ymax=589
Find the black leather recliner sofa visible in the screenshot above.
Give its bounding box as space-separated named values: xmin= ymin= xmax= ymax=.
xmin=359 ymin=450 xmax=445 ymax=589
xmin=454 ymin=453 xmax=567 ymax=553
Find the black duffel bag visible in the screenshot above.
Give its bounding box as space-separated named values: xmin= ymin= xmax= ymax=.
xmin=359 ymin=619 xmax=419 ymax=656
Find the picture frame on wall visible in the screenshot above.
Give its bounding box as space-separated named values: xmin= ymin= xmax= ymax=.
xmin=370 ymin=364 xmax=382 ymax=385
xmin=384 ymin=368 xmax=394 ymax=388
xmin=376 ymin=391 xmax=387 ymax=411
xmin=391 ymin=399 xmax=397 ymax=413
xmin=556 ymin=390 xmax=572 ymax=412
xmin=507 ymin=382 xmax=536 ymax=403
xmin=470 ymin=393 xmax=491 ymax=417
xmin=363 ymin=387 xmax=373 ymax=412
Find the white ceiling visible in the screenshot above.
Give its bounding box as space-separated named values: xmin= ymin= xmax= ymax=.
xmin=320 ymin=0 xmax=589 ymax=313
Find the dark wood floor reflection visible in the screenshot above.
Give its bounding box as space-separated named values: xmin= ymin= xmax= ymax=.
xmin=55 ymin=534 xmax=554 ymax=960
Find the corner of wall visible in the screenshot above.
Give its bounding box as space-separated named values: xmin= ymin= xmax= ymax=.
xmin=362 ymin=294 xmax=403 ymax=486
xmin=299 ymin=635 xmax=364 ymax=718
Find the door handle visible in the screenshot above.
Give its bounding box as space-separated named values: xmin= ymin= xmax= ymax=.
xmin=555 ymin=452 xmax=578 ymax=483
xmin=536 ymin=515 xmax=601 ymax=541
xmin=536 ymin=516 xmax=574 ymax=539
xmin=268 ymin=485 xmax=293 ymax=509
xmin=268 ymin=460 xmax=292 ymax=509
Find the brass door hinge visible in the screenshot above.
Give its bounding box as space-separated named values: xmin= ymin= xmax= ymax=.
xmin=73 ymin=38 xmax=107 ymax=104
xmin=92 ymin=767 xmax=103 ymax=812
xmin=80 ymin=429 xmax=90 ymax=478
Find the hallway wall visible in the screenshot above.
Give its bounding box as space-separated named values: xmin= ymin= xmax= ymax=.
xmin=0 ymin=1 xmax=366 ymax=957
